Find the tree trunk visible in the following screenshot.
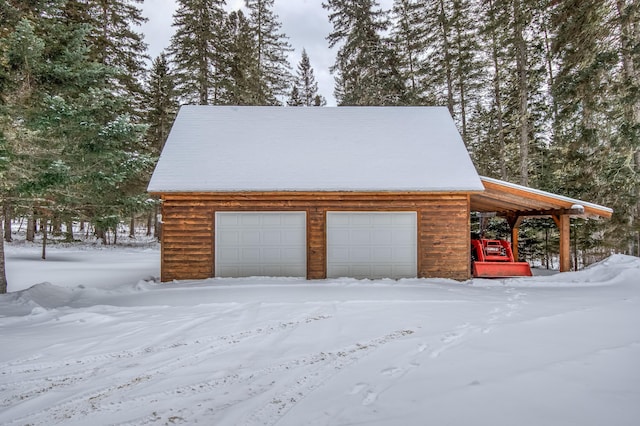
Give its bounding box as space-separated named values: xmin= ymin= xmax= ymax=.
xmin=26 ymin=212 xmax=35 ymax=242
xmin=438 ymin=0 xmax=455 ymax=118
xmin=154 ymin=204 xmax=161 ymax=239
xmin=513 ymin=0 xmax=529 ymax=186
xmin=545 ymin=226 xmax=550 ymax=269
xmin=3 ymin=203 xmax=12 ymax=243
xmin=130 ymin=214 xmax=135 ymax=238
xmin=615 ymin=0 xmax=640 ymax=251
xmin=95 ymin=225 xmax=106 ymax=244
xmin=0 ymin=211 xmax=7 ymax=294
xmin=488 ymin=0 xmax=507 ymax=179
xmin=52 ymin=217 xmax=62 ymax=236
xmin=146 ymin=211 xmax=153 ymax=236
xmin=42 ymin=219 xmax=47 ymax=260
xmin=65 ymin=220 xmax=74 ymax=242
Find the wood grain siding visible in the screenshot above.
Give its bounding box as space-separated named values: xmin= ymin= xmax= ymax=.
xmin=161 ymin=201 xmax=214 ymax=282
xmin=307 ymin=208 xmax=327 ymax=279
xmin=157 ymin=192 xmax=474 ymax=282
xmin=419 ymin=197 xmax=470 ymax=280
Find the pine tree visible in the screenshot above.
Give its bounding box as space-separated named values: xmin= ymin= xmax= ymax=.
xmin=290 ymin=49 xmax=326 ymax=107
xmin=145 ymin=53 xmax=178 ymax=154
xmin=419 ymin=0 xmax=455 ymax=113
xmin=168 ymin=0 xmax=227 ymax=105
xmin=511 ymin=0 xmax=530 ymax=185
xmin=612 ymin=0 xmax=640 ymax=254
xmin=475 ymin=0 xmax=508 ymax=179
xmin=287 ymin=85 xmax=303 ymax=106
xmin=223 ymin=10 xmax=261 ymax=105
xmin=324 ymin=0 xmax=405 ymax=105
xmin=62 ymin=0 xmax=149 ymax=111
xmin=244 ymin=0 xmax=293 ymax=105
xmin=550 ymin=0 xmax=621 ymax=252
xmin=313 ymin=94 xmax=327 ymax=106
xmin=390 ymin=0 xmax=430 ymax=104
xmin=469 ymin=0 xmax=550 ymax=187
xmin=1 ymin=0 xmax=153 ymax=251
xmin=414 ymin=0 xmax=484 ymax=142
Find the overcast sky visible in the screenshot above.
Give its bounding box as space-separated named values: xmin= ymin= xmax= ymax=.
xmin=140 ymin=0 xmax=394 ymax=106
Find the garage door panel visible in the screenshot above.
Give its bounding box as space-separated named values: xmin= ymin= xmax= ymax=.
xmin=218 ymin=230 xmax=239 ymax=245
xmin=351 ymin=215 xmax=373 ymax=226
xmin=351 ymin=230 xmax=372 ymax=245
xmin=328 ymin=247 xmax=349 ymax=262
xmin=352 ymin=265 xmax=372 ymax=277
xmin=284 ymin=214 xmax=306 ymax=226
xmin=372 ymin=264 xmax=393 ymax=277
xmin=327 ymin=212 xmax=417 ymax=279
xmin=242 ymin=248 xmax=260 ymax=261
xmin=372 ymin=247 xmax=393 ymax=261
xmin=330 ymin=214 xmax=351 ymax=226
xmin=240 ymin=215 xmax=261 ymax=226
xmin=392 ymin=214 xmax=415 ymax=226
xmin=393 ymin=247 xmax=414 ymax=261
xmin=372 ymin=214 xmax=393 ymax=225
xmin=241 ymin=231 xmax=260 ymax=244
xmin=351 ymin=247 xmax=372 ymax=262
xmin=282 ymin=230 xmax=303 ymax=244
xmin=216 ymin=212 xmax=306 ymax=278
xmin=262 ymin=230 xmax=282 ymax=244
xmin=263 ymin=265 xmax=283 ymax=276
xmin=393 ymin=265 xmax=415 ymax=277
xmin=218 ymin=248 xmax=239 ymax=263
xmin=282 ymin=248 xmax=306 ymax=262
xmin=217 ymin=215 xmax=239 ymax=226
xmin=392 ymin=229 xmax=415 ymax=242
xmin=327 ymin=229 xmax=350 ymax=245
xmin=372 ymin=230 xmax=393 ymax=245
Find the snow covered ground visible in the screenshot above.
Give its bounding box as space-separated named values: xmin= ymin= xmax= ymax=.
xmin=1 ymin=244 xmax=639 ymax=426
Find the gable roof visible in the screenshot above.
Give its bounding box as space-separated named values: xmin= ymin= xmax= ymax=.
xmin=147 ymin=105 xmax=484 ymax=193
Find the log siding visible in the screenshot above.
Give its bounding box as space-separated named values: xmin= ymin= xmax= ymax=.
xmin=159 ymin=192 xmax=472 ymax=282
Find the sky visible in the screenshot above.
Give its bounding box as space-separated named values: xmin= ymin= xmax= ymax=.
xmin=140 ymin=0 xmax=394 ymax=106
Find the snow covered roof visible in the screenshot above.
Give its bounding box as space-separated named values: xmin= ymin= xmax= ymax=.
xmin=147 ymin=105 xmax=484 ymax=193
xmin=473 ymin=176 xmax=613 ymax=219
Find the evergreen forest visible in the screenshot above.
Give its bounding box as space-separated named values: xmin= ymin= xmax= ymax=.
xmin=1 ymin=0 xmax=638 ymax=292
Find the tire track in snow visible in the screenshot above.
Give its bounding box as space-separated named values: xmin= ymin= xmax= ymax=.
xmin=1 ymin=313 xmax=332 ymax=426
xmin=427 ymin=290 xmax=528 ymax=358
xmin=242 ymin=329 xmax=416 ymax=426
xmin=342 ymin=290 xmax=530 ymax=410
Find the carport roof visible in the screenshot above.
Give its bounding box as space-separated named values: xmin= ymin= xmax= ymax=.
xmin=471 ymin=176 xmax=613 ymax=219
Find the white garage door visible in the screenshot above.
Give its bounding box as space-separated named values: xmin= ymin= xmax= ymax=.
xmin=215 ymin=212 xmax=306 ymax=277
xmin=327 ymin=212 xmax=417 ymax=279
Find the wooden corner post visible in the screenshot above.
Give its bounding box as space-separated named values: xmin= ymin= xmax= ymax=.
xmin=552 ymin=214 xmax=571 ymax=272
xmin=506 ymin=215 xmax=523 ymax=262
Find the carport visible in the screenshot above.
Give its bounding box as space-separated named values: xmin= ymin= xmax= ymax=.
xmin=470 ymin=177 xmax=613 ymax=272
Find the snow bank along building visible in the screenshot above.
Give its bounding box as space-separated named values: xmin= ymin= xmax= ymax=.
xmin=148 ymin=106 xmax=612 ymax=282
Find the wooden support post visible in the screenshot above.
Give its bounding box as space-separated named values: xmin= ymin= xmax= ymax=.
xmin=307 ymin=208 xmax=326 ymax=279
xmin=552 ymin=214 xmax=570 ymax=272
xmin=511 ymin=227 xmax=519 ymax=261
xmin=506 ymin=215 xmax=523 ymax=262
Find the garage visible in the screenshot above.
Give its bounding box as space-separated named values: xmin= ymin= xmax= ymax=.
xmin=215 ymin=212 xmax=306 ymax=277
xmin=326 ymin=212 xmax=417 ymax=279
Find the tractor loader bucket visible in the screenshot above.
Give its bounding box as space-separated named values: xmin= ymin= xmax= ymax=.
xmin=472 ymin=261 xmax=533 ymax=278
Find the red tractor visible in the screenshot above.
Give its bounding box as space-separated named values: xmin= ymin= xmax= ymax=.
xmin=471 ymin=239 xmax=533 ymax=278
